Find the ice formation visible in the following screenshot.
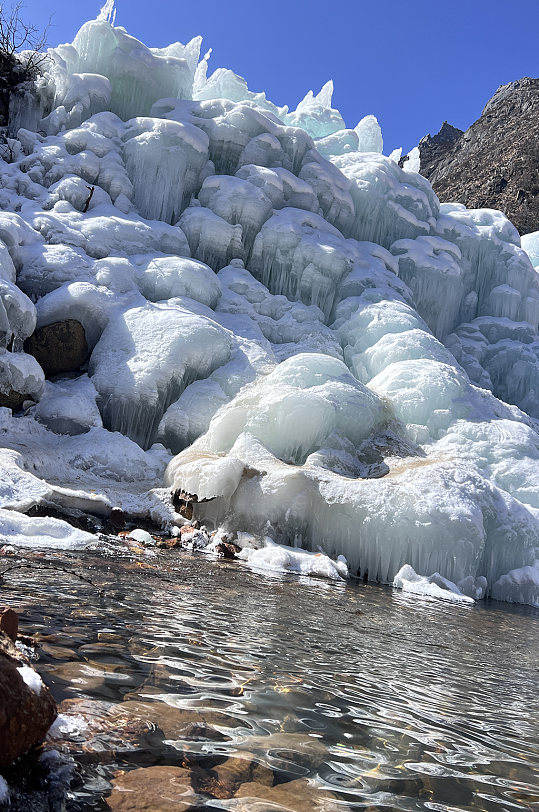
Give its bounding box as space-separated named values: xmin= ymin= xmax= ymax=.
xmin=0 ymin=6 xmax=537 ymax=605
xmin=238 ymin=538 xmax=349 ymax=581
xmin=393 ymin=564 xmax=476 ymax=604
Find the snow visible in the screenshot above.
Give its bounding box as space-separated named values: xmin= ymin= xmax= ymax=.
xmin=0 ymin=11 xmax=535 ymax=605
xmin=16 ymin=665 xmax=44 ymax=694
xmin=0 ymin=509 xmax=96 ymax=549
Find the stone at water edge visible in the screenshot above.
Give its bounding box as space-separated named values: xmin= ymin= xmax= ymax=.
xmin=24 ymin=319 xmax=88 ymax=376
xmin=214 ymin=541 xmax=241 ymax=559
xmin=0 ymin=631 xmax=57 ymax=768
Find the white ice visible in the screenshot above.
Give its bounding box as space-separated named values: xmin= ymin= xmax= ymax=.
xmin=239 ymin=538 xmax=349 ymax=581
xmin=393 ymin=564 xmax=475 ymax=604
xmin=16 ymin=664 xmax=44 ymax=695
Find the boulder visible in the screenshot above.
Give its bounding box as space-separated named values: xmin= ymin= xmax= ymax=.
xmin=24 ymin=319 xmax=88 ymax=376
xmin=0 ymin=631 xmax=57 ymax=767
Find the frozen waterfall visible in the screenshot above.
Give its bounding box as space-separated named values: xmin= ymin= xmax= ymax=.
xmin=0 ymin=8 xmax=537 ymax=606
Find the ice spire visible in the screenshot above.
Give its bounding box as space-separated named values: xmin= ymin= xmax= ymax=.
xmin=97 ymin=0 xmax=116 ymax=24
xmin=316 ymin=80 xmax=334 ymax=108
xmin=193 ymin=48 xmax=212 ymax=96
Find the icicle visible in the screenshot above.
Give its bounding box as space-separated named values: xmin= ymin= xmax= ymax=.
xmin=97 ymin=0 xmax=116 ymax=23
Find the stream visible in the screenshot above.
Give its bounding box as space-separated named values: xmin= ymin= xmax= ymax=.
xmin=1 ymin=544 xmax=538 ymax=811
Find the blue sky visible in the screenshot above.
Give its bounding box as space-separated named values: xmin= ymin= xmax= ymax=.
xmin=17 ymin=0 xmax=539 ymax=153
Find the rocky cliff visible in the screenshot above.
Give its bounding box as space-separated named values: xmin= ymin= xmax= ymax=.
xmin=414 ymin=77 xmax=539 ymax=235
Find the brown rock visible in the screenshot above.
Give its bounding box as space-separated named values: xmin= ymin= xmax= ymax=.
xmin=156 ymin=537 xmax=183 ymax=548
xmin=198 ymin=756 xmax=274 ymax=799
xmin=116 ymin=700 xmax=248 ymax=740
xmin=179 ymin=524 xmax=197 ymax=536
xmin=244 ymin=731 xmax=328 ymax=771
xmin=0 ymin=607 xmax=18 ymax=642
xmin=106 ymin=766 xmax=195 ymax=812
xmin=24 ymin=319 xmax=88 ymax=376
xmin=234 ymin=778 xmax=339 ymax=811
xmin=0 ymin=631 xmax=57 ymax=767
xmin=214 ymin=542 xmax=240 ymax=559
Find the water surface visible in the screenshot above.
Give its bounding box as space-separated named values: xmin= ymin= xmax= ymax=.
xmin=3 ymin=547 xmax=538 ymax=811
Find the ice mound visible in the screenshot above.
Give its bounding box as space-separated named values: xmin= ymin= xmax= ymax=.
xmin=32 ymin=375 xmax=102 ymax=435
xmin=238 ymin=538 xmax=349 ymax=581
xmin=491 ymin=561 xmax=539 ymax=607
xmin=0 ymin=8 xmax=536 ymax=603
xmin=89 ymin=302 xmax=233 ymax=448
xmin=0 ymin=349 xmax=44 ymax=402
xmin=393 ymin=564 xmax=475 ymax=605
xmin=0 ymin=507 xmax=96 ymax=549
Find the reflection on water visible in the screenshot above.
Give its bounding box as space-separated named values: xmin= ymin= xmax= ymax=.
xmin=2 ymin=547 xmax=539 ymax=812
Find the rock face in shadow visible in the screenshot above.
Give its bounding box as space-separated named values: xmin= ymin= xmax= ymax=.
xmin=0 ymin=630 xmax=57 ymax=767
xmin=0 ymin=387 xmax=27 ymax=410
xmin=24 ymin=319 xmax=88 ymax=376
xmin=416 ymin=77 xmax=539 ymax=235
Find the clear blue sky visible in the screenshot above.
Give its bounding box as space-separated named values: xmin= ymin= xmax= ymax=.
xmin=17 ymin=0 xmax=539 ymax=153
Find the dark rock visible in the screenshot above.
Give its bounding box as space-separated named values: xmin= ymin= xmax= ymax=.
xmin=0 ymin=387 xmax=26 ymax=411
xmin=0 ymin=631 xmax=57 ymax=767
xmin=417 ymin=77 xmax=539 ymax=235
xmin=0 ymin=607 xmax=18 ymax=642
xmin=24 ymin=320 xmax=88 ymax=376
xmin=108 ymin=508 xmax=125 ymax=530
xmin=214 ymin=542 xmax=240 ymax=559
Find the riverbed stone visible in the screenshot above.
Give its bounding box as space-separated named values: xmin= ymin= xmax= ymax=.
xmin=234 ymin=777 xmax=338 ymax=811
xmin=246 ymin=731 xmax=328 ymax=771
xmin=198 ymin=756 xmax=274 ymax=799
xmin=0 ymin=631 xmax=57 ymax=767
xmin=106 ymin=766 xmax=196 ymax=812
xmin=116 ymin=699 xmax=248 ymax=739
